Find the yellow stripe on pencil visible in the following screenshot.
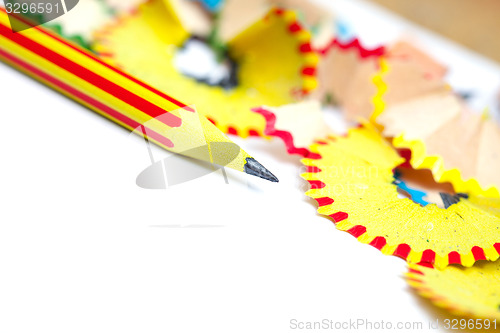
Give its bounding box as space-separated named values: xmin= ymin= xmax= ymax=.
xmin=0 ymin=9 xmax=278 ymax=182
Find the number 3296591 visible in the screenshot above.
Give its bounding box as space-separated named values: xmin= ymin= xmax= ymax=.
xmin=444 ymin=319 xmax=497 ymax=330
xmin=5 ymin=2 xmax=62 ymax=14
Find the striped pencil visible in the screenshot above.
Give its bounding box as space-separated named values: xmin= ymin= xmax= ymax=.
xmin=0 ymin=8 xmax=278 ymax=182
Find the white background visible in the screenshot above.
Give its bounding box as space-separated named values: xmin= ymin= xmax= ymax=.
xmin=1 ymin=0 xmax=499 ymax=332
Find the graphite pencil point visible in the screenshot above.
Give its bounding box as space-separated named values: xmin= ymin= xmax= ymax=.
xmin=244 ymin=158 xmax=279 ymax=183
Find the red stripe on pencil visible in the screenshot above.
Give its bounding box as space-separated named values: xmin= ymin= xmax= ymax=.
xmin=0 ymin=47 xmax=175 ymax=148
xmin=0 ymin=22 xmax=182 ymax=128
xmin=0 ymin=7 xmax=190 ymax=111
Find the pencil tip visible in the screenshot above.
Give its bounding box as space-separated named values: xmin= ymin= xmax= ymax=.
xmin=244 ymin=158 xmax=279 ymax=183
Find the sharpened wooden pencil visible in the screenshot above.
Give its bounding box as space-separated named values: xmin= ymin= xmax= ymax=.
xmin=0 ymin=9 xmax=278 ymax=182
